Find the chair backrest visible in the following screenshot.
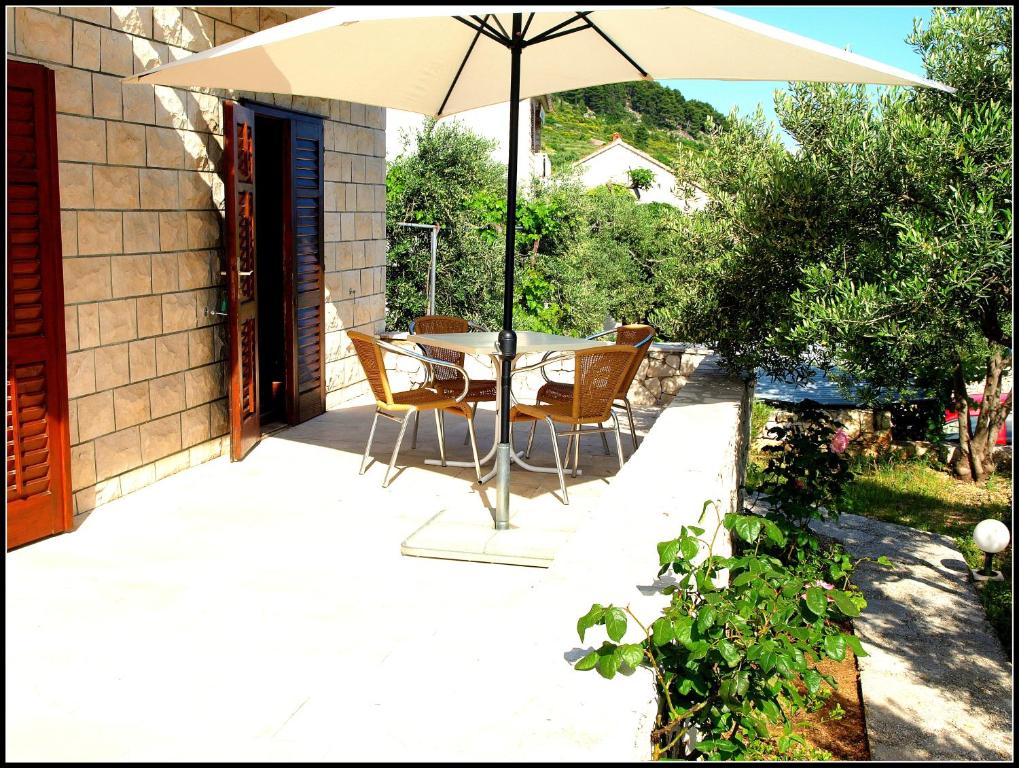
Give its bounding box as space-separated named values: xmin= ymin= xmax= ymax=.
xmin=613 ymin=324 xmax=655 ymax=398
xmin=410 ymin=315 xmax=468 ymax=382
xmin=348 ymin=331 xmax=393 ymax=406
xmin=572 ymin=345 xmax=638 ymax=422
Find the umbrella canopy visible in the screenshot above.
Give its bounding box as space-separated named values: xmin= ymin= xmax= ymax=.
xmin=125 ymin=5 xmax=952 ymax=113
xmin=125 ymin=6 xmax=951 ymax=529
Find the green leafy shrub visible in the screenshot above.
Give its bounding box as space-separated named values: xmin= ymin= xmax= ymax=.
xmin=755 ymin=400 xmax=855 ymax=537
xmin=385 ymin=119 xmax=505 ymax=331
xmin=574 ymin=503 xmax=878 ymax=760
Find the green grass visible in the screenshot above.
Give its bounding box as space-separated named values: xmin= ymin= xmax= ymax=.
xmin=751 ymin=401 xmax=773 ymax=441
xmin=843 ymin=453 xmax=1012 ymax=656
xmin=542 ymin=98 xmax=705 ymax=171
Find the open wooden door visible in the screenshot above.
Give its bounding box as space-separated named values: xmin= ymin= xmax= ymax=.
xmin=224 ymin=101 xmax=261 ymax=461
xmin=288 ymin=117 xmax=326 ymax=423
xmin=7 ymin=61 xmax=72 ymax=548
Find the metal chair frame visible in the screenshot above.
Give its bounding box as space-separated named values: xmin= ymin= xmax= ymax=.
xmin=356 ymin=336 xmax=482 ymax=488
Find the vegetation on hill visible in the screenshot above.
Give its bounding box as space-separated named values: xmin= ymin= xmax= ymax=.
xmin=542 ymin=80 xmax=725 ymax=169
xmin=561 ymin=80 xmax=724 ymax=137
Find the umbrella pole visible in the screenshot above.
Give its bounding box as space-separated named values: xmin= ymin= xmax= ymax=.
xmin=495 ymin=13 xmax=523 ymax=530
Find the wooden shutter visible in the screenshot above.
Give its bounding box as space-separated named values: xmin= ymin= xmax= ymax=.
xmin=224 ymin=102 xmax=261 ymax=461
xmin=6 ymin=61 xmax=72 ymax=549
xmin=288 ymin=117 xmax=325 ymax=422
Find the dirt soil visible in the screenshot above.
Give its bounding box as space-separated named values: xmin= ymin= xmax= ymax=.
xmin=794 ymin=647 xmax=870 ymax=760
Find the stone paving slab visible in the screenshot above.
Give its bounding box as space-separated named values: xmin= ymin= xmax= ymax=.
xmin=400 ymin=510 xmax=573 ymax=566
xmin=812 ymin=513 xmax=1013 ymax=761
xmin=5 ymin=355 xmax=751 ymax=762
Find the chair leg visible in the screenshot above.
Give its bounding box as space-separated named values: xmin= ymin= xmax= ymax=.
xmin=525 ymin=420 xmax=537 ymax=459
xmin=600 ymin=428 xmax=611 ymax=455
xmin=466 ymin=415 xmax=482 ymax=483
xmin=624 ymin=397 xmax=638 ymax=451
xmin=411 ymin=410 xmax=421 ymax=449
xmin=611 ymin=411 xmax=625 ymax=472
xmin=572 ymin=425 xmax=581 ymax=478
xmin=382 ymin=411 xmax=413 ymax=488
xmin=546 ymin=416 xmax=568 ymax=505
xmin=463 ymin=402 xmax=477 ymax=445
xmin=564 ymin=433 xmax=574 ymax=469
xmin=360 ymin=409 xmax=380 ymax=475
xmin=434 ymin=409 xmax=446 ymax=467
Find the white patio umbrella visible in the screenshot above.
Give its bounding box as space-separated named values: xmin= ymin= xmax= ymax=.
xmin=126 ymin=6 xmax=951 ymax=529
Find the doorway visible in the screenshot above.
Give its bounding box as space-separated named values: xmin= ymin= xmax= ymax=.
xmin=254 ymin=115 xmax=288 ymax=431
xmin=224 ymin=100 xmax=326 ymax=461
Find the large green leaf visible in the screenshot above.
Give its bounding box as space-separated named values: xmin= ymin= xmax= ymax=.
xmin=618 ymin=643 xmax=644 ymax=669
xmin=575 ymin=650 xmax=599 ymax=671
xmin=696 ymin=606 xmax=717 ymax=634
xmin=845 ymin=634 xmax=868 ymax=658
xmin=823 ymin=634 xmax=847 ymax=661
xmin=651 ymin=617 xmax=674 ymax=646
xmin=718 ymin=639 xmax=741 ymax=667
xmin=657 ymin=539 xmax=680 ymax=566
xmin=673 ymin=615 xmax=694 ymax=646
xmin=803 ymin=668 xmax=822 ymax=695
xmin=832 ymin=590 xmax=861 ymax=617
xmin=596 ymin=647 xmax=620 ymax=679
xmin=680 ymin=536 xmax=700 ymax=561
xmin=605 ymin=607 xmax=628 ymax=642
xmin=576 ymin=604 xmax=604 ymax=641
xmin=804 ymin=587 xmax=827 ymax=617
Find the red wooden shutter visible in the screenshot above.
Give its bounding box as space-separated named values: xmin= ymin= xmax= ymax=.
xmin=224 ymin=102 xmax=261 ymax=460
xmin=288 ymin=117 xmax=325 ymax=422
xmin=6 ymin=61 xmax=72 ymax=549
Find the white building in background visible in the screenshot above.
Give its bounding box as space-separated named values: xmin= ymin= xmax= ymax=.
xmin=386 ymin=96 xmax=553 ymax=184
xmin=575 ymin=134 xmax=709 ymax=211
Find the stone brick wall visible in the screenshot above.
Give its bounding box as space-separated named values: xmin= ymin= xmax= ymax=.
xmin=7 ymin=7 xmax=387 ymax=515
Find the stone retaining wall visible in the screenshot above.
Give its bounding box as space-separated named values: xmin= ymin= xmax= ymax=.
xmin=760 ymin=405 xmax=894 ymax=456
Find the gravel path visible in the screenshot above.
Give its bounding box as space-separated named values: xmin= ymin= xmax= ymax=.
xmin=812 ymin=513 xmax=1013 ymax=761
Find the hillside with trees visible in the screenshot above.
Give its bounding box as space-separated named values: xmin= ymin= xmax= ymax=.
xmin=542 ymin=80 xmax=725 ymax=168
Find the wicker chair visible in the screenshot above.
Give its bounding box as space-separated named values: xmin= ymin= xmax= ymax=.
xmin=532 ymin=324 xmax=654 ymax=453
xmin=409 ymin=315 xmax=497 ymax=447
xmin=348 ymin=330 xmax=482 ymax=488
xmin=509 ymin=345 xmax=637 ymax=505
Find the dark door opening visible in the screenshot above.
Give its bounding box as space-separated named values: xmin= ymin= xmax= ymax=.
xmin=226 ymin=99 xmax=325 ymax=460
xmin=254 ymin=115 xmax=288 ymax=429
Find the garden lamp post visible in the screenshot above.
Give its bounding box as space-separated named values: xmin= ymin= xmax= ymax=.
xmin=972 ymin=518 xmax=1010 ymax=581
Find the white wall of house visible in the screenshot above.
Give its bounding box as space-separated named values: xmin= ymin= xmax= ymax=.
xmin=387 ymin=99 xmax=550 ymax=184
xmin=576 ymin=139 xmax=708 ymax=211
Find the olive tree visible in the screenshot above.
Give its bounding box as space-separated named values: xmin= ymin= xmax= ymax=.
xmin=385 ymin=119 xmax=505 ymax=331
xmin=680 ymin=8 xmax=1011 ymax=481
xmin=788 ymin=7 xmax=1012 ymax=480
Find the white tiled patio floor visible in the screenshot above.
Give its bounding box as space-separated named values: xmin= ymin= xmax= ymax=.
xmin=5 ymin=397 xmax=662 ymax=761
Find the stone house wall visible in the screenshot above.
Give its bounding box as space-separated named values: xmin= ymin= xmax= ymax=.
xmin=7 ymin=6 xmax=387 ymax=515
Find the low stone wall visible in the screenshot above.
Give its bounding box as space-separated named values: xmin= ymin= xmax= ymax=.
xmin=760 ymin=405 xmax=894 ymax=456
xmin=520 ymin=354 xmax=754 ymax=759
